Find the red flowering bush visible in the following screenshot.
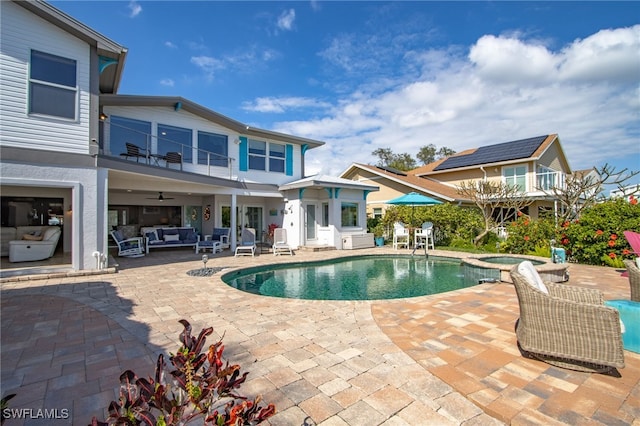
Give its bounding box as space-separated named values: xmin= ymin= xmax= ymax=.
xmin=560 ymin=198 xmax=639 ymax=266
xmin=503 ymin=216 xmax=555 ymax=255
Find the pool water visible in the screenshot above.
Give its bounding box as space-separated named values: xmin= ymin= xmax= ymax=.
xmin=222 ymin=255 xmax=491 ymax=301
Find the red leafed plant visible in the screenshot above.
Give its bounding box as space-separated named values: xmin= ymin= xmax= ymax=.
xmin=90 ymin=319 xmax=275 ymax=426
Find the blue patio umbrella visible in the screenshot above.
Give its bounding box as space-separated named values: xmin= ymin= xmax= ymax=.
xmin=387 ymin=192 xmax=443 ymax=226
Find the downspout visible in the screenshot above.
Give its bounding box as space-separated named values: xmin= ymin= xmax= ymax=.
xmin=480 ymin=166 xmax=487 ymax=181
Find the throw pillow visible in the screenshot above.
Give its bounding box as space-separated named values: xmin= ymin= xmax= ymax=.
xmin=145 ymin=230 xmax=159 ymax=242
xmin=517 ymin=261 xmax=548 ymax=294
xmin=164 ymin=234 xmax=180 ymax=242
xmin=22 ymin=233 xmax=43 ymax=241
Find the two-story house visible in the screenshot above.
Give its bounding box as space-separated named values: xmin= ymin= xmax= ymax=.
xmin=340 ymin=134 xmax=572 ymax=224
xmin=1 ymin=0 xmax=378 ymax=272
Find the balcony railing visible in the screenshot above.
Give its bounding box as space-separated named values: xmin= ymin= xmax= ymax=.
xmin=101 ymin=120 xmax=236 ymax=180
xmin=536 ymin=170 xmax=565 ymax=192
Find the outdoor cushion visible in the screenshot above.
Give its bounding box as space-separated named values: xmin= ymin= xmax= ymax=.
xmin=164 ymin=234 xmax=180 ymax=242
xmin=517 ymin=261 xmax=548 ymax=294
xmin=145 ymin=230 xmax=159 ymax=242
xmin=183 ymin=231 xmax=198 ymax=243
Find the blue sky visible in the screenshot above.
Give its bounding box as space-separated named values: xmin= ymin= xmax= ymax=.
xmin=53 ymin=1 xmax=640 ymax=183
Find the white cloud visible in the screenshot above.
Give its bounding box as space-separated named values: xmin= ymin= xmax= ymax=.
xmin=274 ymin=25 xmax=640 ymax=177
xmin=160 ymin=78 xmax=174 ymax=87
xmin=127 ymin=1 xmax=142 ymax=18
xmin=190 ymin=56 xmax=225 ymax=81
xmin=277 ymin=9 xmax=296 ymax=31
xmin=164 ymin=41 xmax=177 ymax=49
xmin=242 ymin=97 xmax=331 ymax=113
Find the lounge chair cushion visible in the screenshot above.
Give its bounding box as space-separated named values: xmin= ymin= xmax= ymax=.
xmin=145 ymin=229 xmax=159 ymax=242
xmin=517 ymin=261 xmax=548 ymax=294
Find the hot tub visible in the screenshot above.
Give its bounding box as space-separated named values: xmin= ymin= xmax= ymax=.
xmin=462 ymin=254 xmax=569 ymax=283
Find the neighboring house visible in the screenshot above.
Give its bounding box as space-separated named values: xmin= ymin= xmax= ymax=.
xmin=340 ymin=134 xmax=572 ymax=223
xmin=1 ymin=0 xmax=377 ymax=271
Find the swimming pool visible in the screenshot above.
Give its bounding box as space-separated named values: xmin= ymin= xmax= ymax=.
xmin=221 ymin=255 xmax=495 ymax=301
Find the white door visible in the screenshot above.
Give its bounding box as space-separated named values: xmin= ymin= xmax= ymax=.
xmin=305 ymin=204 xmax=317 ymax=243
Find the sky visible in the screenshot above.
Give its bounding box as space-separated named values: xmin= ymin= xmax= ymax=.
xmin=52 ymin=1 xmax=640 ymax=184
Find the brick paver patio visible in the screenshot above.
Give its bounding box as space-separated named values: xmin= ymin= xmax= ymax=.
xmin=1 ymin=248 xmax=638 ymax=425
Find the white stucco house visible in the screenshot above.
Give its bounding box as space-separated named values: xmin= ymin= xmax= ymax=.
xmin=0 ymin=0 xmax=378 ymax=272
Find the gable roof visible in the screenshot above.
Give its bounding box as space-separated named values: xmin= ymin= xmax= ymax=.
xmin=100 ymin=95 xmax=325 ymax=149
xmin=15 ymin=0 xmax=128 ymax=94
xmin=279 ymin=174 xmax=379 ymax=192
xmin=434 ymin=135 xmax=549 ymax=171
xmin=340 ymin=163 xmax=461 ymax=202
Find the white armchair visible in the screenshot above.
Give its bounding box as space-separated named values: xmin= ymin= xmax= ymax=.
xmin=414 ymin=222 xmax=435 ymax=250
xmin=9 ymin=227 xmax=61 ymax=262
xmin=392 ymin=222 xmax=410 ymax=250
xmin=110 ymin=230 xmax=144 ymax=257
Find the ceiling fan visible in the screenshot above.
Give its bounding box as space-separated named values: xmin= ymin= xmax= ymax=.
xmin=147 ymin=192 xmax=174 ymax=201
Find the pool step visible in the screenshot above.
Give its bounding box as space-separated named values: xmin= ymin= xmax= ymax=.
xmin=297 ymin=245 xmax=336 ymax=252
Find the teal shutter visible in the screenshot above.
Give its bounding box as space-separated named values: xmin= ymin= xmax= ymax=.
xmin=285 ymin=144 xmax=293 ymax=176
xmin=239 ymin=136 xmax=248 ymax=171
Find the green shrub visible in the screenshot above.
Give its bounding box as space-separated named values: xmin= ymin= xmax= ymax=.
xmin=503 ymin=216 xmax=555 ymax=255
xmin=381 ymin=204 xmax=483 ymax=246
xmin=560 ymin=198 xmax=640 ymax=265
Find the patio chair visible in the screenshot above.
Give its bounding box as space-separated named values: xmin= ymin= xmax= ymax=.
xmin=392 ymin=222 xmax=409 ymax=250
xmin=510 ymin=261 xmax=624 ymax=373
xmin=623 ymin=259 xmax=640 ymax=302
xmin=235 ymin=228 xmax=256 ymax=257
xmin=196 ymin=228 xmax=230 ymax=254
xmin=120 ymin=142 xmax=148 ymax=163
xmin=623 ymin=230 xmax=640 ymax=256
xmin=414 ymin=222 xmax=435 ymax=250
xmin=272 ymin=228 xmax=293 ymax=256
xmin=165 ymin=151 xmax=182 ymax=170
xmin=110 ymin=230 xmax=144 ymax=257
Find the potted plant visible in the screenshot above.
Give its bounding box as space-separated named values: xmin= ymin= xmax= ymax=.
xmin=368 ymin=217 xmax=385 ymax=247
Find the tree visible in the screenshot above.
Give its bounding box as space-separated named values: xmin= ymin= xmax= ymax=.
xmin=416 ymin=144 xmax=457 ymax=165
xmin=540 ymin=164 xmax=639 ymax=224
xmin=417 ymin=144 xmax=437 ymax=165
xmin=371 ymin=148 xmax=416 ymax=171
xmin=456 ymin=180 xmax=533 ymax=246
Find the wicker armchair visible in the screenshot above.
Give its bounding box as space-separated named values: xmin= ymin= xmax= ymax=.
xmin=510 ymin=261 xmax=625 ymax=373
xmin=623 ymin=259 xmax=640 ymax=302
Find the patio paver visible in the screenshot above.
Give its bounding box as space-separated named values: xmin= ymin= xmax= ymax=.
xmin=1 ymin=247 xmax=638 ymax=425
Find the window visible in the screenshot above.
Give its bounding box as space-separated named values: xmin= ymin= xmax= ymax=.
xmin=248 ymin=139 xmax=286 ymax=173
xmin=109 ymin=116 xmax=151 ymax=157
xmin=537 ymin=165 xmax=557 ymax=191
xmin=503 ymin=166 xmax=527 ymax=192
xmin=198 ymin=131 xmax=228 ymax=167
xmin=29 ymin=50 xmax=77 ymax=119
xmin=373 ymin=208 xmax=383 ymax=218
xmin=322 ymin=203 xmax=329 ymax=227
xmin=269 ymin=143 xmax=286 ymax=173
xmin=158 ymin=124 xmax=192 ymax=163
xmin=341 ymin=202 xmax=358 ymax=227
xmin=248 ymin=139 xmax=266 ymax=171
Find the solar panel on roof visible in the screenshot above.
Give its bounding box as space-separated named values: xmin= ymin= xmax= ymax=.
xmin=378 ymin=165 xmax=407 ymax=176
xmin=434 ymin=135 xmax=548 ymax=171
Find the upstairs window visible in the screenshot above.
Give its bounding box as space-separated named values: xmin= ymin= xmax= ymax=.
xmin=248 ymin=139 xmax=266 ymax=170
xmin=503 ymin=166 xmax=527 ymax=192
xmin=269 ymin=143 xmax=286 ymax=173
xmin=248 ymin=139 xmax=286 ymax=173
xmin=198 ymin=131 xmax=228 ymax=167
xmin=29 ymin=50 xmax=77 ymax=120
xmin=159 ymin=124 xmax=192 ymax=163
xmin=110 ymin=116 xmax=151 ymax=157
